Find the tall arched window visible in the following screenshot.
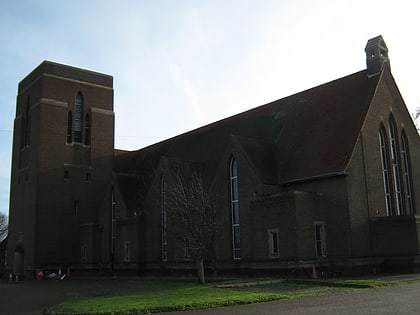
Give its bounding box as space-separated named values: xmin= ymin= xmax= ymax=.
xmin=230 ymin=157 xmax=240 ymax=260
xmin=84 ymin=114 xmax=90 ymax=146
xmin=20 ymin=115 xmax=26 ymax=149
xmin=74 ymin=92 xmax=84 ymax=143
xmin=401 ymin=132 xmax=415 ymax=214
xmin=379 ymin=127 xmax=392 ymax=216
xmin=389 ymin=117 xmax=403 ymax=215
xmin=24 ymin=97 xmax=31 ymax=146
xmin=67 ymin=111 xmax=73 ymax=143
xmin=161 ymin=177 xmax=167 ymax=262
xmin=110 ymin=187 xmax=116 ymax=268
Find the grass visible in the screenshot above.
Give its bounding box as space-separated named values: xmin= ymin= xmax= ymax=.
xmin=43 ymin=285 xmax=285 ymax=315
xmin=43 ymin=276 xmax=404 ymax=315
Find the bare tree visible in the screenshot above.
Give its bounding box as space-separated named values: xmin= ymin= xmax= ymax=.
xmin=165 ymin=161 xmax=216 ymax=284
xmin=0 ymin=213 xmax=7 ymax=242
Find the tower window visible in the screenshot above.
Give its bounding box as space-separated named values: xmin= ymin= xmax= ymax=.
xmin=64 ymin=170 xmax=70 ymax=180
xmin=20 ymin=117 xmax=25 ymax=149
xmin=74 ymin=92 xmax=84 ymax=143
xmin=21 ymin=97 xmax=31 ymax=148
xmin=24 ymin=97 xmax=31 ymax=146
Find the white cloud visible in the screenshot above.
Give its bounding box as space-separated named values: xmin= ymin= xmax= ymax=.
xmin=167 ymin=56 xmax=203 ymax=123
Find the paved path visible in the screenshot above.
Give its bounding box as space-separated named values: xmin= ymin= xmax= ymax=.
xmin=1 ymin=275 xmax=420 ymax=314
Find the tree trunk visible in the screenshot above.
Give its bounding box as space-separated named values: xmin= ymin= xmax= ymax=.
xmin=196 ymin=257 xmax=205 ymax=284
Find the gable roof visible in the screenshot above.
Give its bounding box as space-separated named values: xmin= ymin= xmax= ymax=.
xmin=276 ymin=69 xmax=380 ymax=182
xmin=114 ymin=68 xmax=381 ymax=184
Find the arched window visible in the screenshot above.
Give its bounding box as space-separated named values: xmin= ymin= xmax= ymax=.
xmin=389 ymin=117 xmax=403 ymax=215
xmin=67 ymin=111 xmax=73 ymax=143
xmin=110 ymin=187 xmax=116 ymax=266
xmin=401 ymin=132 xmax=415 ymax=214
xmin=84 ymin=114 xmax=90 ymax=146
xmin=379 ymin=127 xmax=392 ymax=216
xmin=24 ymin=98 xmax=31 ymax=146
xmin=20 ymin=116 xmax=25 ymax=149
xmin=161 ymin=177 xmax=167 ymax=262
xmin=20 ymin=97 xmax=31 ymax=148
xmin=74 ymin=92 xmax=84 ymax=143
xmin=230 ymin=157 xmax=240 ymax=260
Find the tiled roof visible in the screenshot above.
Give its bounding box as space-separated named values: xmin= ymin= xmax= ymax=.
xmin=114 ymin=68 xmax=381 ymax=184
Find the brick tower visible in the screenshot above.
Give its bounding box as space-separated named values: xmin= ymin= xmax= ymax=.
xmin=7 ymin=61 xmax=114 ymax=275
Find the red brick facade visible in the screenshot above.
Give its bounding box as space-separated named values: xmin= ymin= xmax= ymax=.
xmin=7 ymin=37 xmax=420 ymax=276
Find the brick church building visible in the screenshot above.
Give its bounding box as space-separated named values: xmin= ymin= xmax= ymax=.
xmin=6 ymin=36 xmax=420 ymax=276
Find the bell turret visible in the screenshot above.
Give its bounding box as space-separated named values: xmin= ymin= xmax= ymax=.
xmin=365 ymin=35 xmax=390 ymax=77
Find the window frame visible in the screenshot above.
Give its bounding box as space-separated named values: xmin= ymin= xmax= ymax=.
xmin=388 ymin=117 xmax=403 ymax=215
xmin=230 ymin=157 xmax=241 ymax=260
xmin=66 ymin=111 xmax=73 ymax=144
xmin=81 ymin=244 xmax=88 ymax=263
xmin=161 ymin=177 xmax=168 ymax=262
xmin=379 ymin=126 xmax=393 ymax=215
xmin=73 ymin=92 xmax=84 ymax=143
xmin=74 ymin=201 xmax=80 ymax=217
xmin=123 ymin=241 xmax=131 ymax=262
xmin=267 ymin=229 xmax=280 ymax=258
xmin=401 ymin=132 xmax=415 ymax=214
xmin=84 ymin=113 xmax=90 ymax=146
xmin=314 ymin=222 xmax=327 ymax=258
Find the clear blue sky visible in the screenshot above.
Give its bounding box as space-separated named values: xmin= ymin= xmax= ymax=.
xmin=1 ymin=0 xmax=419 ymax=216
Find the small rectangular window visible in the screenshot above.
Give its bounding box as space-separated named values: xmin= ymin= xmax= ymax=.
xmin=184 ymin=238 xmax=191 ymax=260
xmin=17 ymin=232 xmax=24 ymax=242
xmin=124 ymin=241 xmax=131 ymax=262
xmin=268 ymin=229 xmax=279 ymax=258
xmin=74 ymin=201 xmax=80 ymax=217
xmin=64 ymin=170 xmax=70 ymax=180
xmin=82 ymin=244 xmax=87 ymax=262
xmin=314 ymin=222 xmax=326 ymax=257
xmin=85 ymin=173 xmax=91 ymax=181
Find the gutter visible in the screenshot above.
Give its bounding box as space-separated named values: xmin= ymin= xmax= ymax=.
xmin=280 ymin=171 xmax=349 ymax=185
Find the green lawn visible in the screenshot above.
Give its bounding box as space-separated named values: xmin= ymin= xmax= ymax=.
xmin=43 ymin=277 xmax=396 ymax=315
xmin=43 ymin=285 xmax=285 ymax=315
